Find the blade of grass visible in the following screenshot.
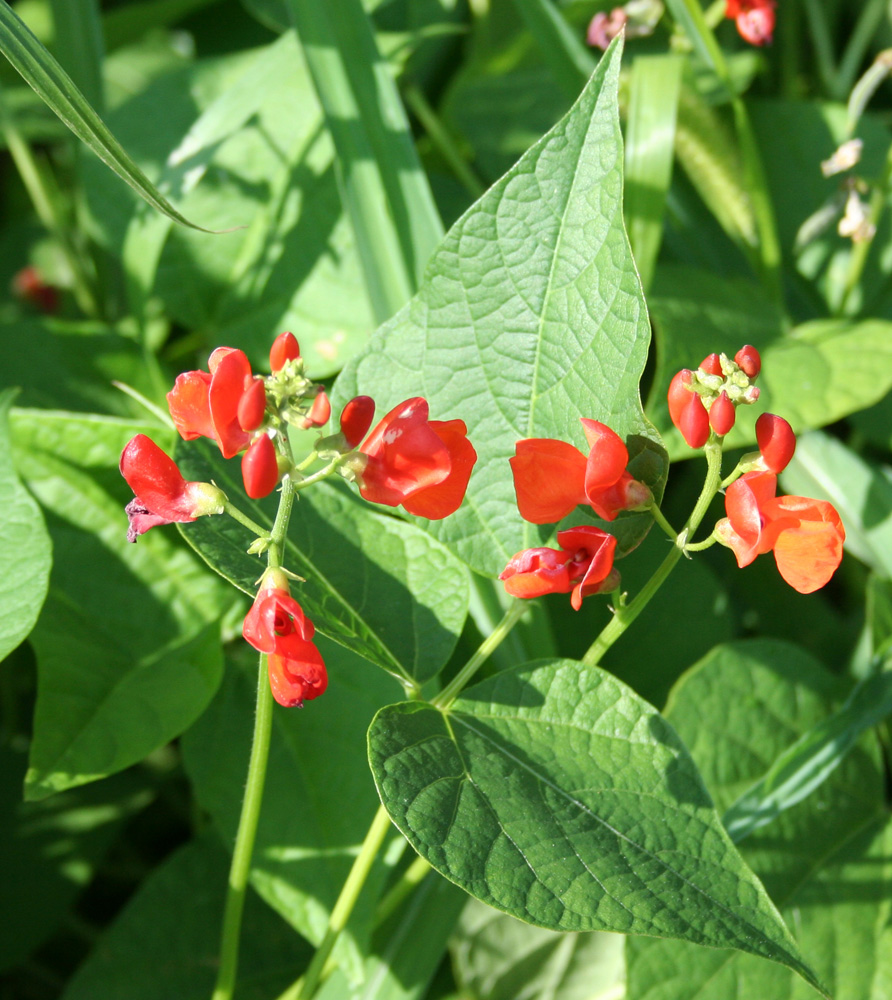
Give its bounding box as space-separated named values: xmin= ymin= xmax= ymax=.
xmin=624 ymin=54 xmax=683 ymax=293
xmin=0 ymin=1 xmax=215 ymax=232
xmin=283 ymin=0 xmax=444 ymax=322
xmin=48 ymin=0 xmax=104 ymax=113
xmin=836 ymin=0 xmax=887 ymax=98
xmin=512 ymin=0 xmax=595 ymax=100
xmin=724 ymin=670 xmax=892 ymax=843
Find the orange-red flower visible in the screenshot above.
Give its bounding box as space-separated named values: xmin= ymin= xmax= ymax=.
xmin=357 ymin=397 xmax=476 ymax=519
xmin=715 ymin=471 xmax=845 ymax=593
xmin=510 ymin=419 xmax=650 ymax=524
xmin=120 ymin=434 xmax=224 ymax=542
xmin=725 ymin=0 xmax=775 ymax=45
xmin=243 ymin=576 xmax=327 ymax=707
xmin=167 ymin=347 xmax=255 ymax=459
xmin=500 ymin=525 xmax=619 ymax=610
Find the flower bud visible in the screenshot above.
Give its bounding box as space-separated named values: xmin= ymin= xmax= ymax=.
xmin=699 ymin=353 xmax=723 ymax=377
xmin=668 ymin=370 xmax=710 ymax=449
xmin=237 ymin=377 xmax=267 ymax=431
xmin=755 ymin=413 xmax=796 ymax=473
xmin=734 ymin=345 xmax=761 ymax=378
xmin=270 ymin=332 xmax=300 ymax=373
xmin=242 ymin=434 xmax=279 ymax=499
xmin=709 ymin=391 xmax=736 ymax=436
xmin=299 ymin=391 xmax=331 ymax=429
xmin=340 ymin=395 xmax=376 ymax=448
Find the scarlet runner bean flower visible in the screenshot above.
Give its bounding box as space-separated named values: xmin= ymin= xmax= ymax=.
xmin=715 ymin=471 xmax=845 ymax=593
xmin=243 ymin=570 xmax=327 ymax=707
xmin=725 ymin=0 xmax=776 ymax=46
xmin=120 ymin=434 xmax=225 ymax=542
xmin=755 ymin=413 xmax=796 ymax=473
xmin=500 ymin=526 xmax=619 ymax=610
xmin=510 ymin=419 xmax=650 ymax=524
xmin=355 ymin=397 xmax=477 ymax=519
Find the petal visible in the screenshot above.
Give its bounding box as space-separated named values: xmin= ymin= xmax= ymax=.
xmin=401 ymin=419 xmax=477 ymax=519
xmin=241 ymin=435 xmax=279 ymax=499
xmin=209 ymin=349 xmax=253 ymax=458
xmin=510 ymin=439 xmax=587 ymax=524
xmin=580 ymin=420 xmax=628 ymax=494
xmin=499 ymin=547 xmax=571 ymax=598
xmin=268 ymin=643 xmax=327 ymax=707
xmin=120 ymin=435 xmax=194 ymax=520
xmin=772 ymin=517 xmax=845 ymax=593
xmin=725 ymin=472 xmax=782 ymax=554
xmin=167 ymin=370 xmax=214 ymax=441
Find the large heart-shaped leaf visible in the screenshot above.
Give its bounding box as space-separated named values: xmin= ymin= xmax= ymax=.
xmin=368 ymin=659 xmax=823 ymax=993
xmin=333 ymin=39 xmax=666 ymax=577
xmin=177 ymin=439 xmax=468 ymax=687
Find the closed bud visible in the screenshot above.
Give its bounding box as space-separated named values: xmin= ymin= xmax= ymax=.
xmin=734 ymin=344 xmax=761 ymax=378
xmin=340 ymin=395 xmax=376 ymax=448
xmin=709 ymin=391 xmax=736 ymax=436
xmin=699 ymin=353 xmax=723 ymax=377
xmin=668 ymin=370 xmax=710 ymax=448
xmin=270 ymin=332 xmax=300 ymax=372
xmin=241 ymin=434 xmax=279 ymax=499
xmin=667 ymin=370 xmax=695 ymax=429
xmin=756 ymin=413 xmax=796 ymax=472
xmin=237 ymin=377 xmax=267 ymax=431
xmin=299 ymin=391 xmax=331 ymax=429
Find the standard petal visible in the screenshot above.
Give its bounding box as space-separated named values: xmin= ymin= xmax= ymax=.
xmin=510 ymin=438 xmax=587 ymax=524
xmin=402 ymin=419 xmax=477 ymax=519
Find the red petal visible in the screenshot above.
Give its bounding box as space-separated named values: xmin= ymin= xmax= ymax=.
xmin=120 ymin=435 xmax=195 ymax=520
xmin=771 ymin=511 xmax=844 ymax=594
xmin=268 ymin=644 xmax=327 ymax=707
xmin=209 ymin=349 xmax=252 ymax=458
xmin=734 ymin=344 xmax=762 ymax=377
xmin=510 ymin=439 xmax=587 ymax=524
xmin=241 ymin=435 xmax=279 ymax=499
xmin=269 ymin=332 xmax=300 ymax=372
xmin=167 ymin=370 xmax=214 ymax=441
xmin=709 ymin=391 xmax=736 ymax=436
xmin=756 ymin=413 xmax=796 ymax=473
xmin=499 ymin=547 xmax=572 ymax=598
xmin=401 ymin=419 xmax=476 ymax=519
xmin=340 ymin=396 xmax=376 ymax=448
xmin=237 ymin=378 xmax=267 ymax=432
xmin=300 ymin=391 xmax=331 ymax=429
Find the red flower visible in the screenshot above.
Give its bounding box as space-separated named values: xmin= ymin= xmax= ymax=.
xmin=241 ymin=434 xmax=280 ymax=499
xmin=243 ymin=575 xmax=327 ymax=707
xmin=510 ymin=419 xmax=650 ymax=524
xmin=725 ymin=0 xmax=775 ymax=45
xmin=167 ymin=347 xmax=254 ymax=458
xmin=500 ymin=526 xmax=618 ymax=610
xmin=755 ymin=413 xmax=796 ymax=473
xmin=120 ymin=434 xmax=224 ymax=542
xmin=357 ymin=397 xmax=476 ymax=519
xmin=269 ymin=331 xmax=300 ymax=373
xmin=299 ymin=391 xmax=331 ymax=430
xmin=340 ymin=396 xmax=376 ymax=448
xmin=668 ymin=370 xmax=710 ymax=449
xmin=715 ymin=472 xmax=845 ymax=593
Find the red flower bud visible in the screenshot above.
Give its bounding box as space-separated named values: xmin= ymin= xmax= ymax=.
xmin=340 ymin=396 xmax=376 ymax=447
xmin=299 ymin=391 xmax=331 ymax=430
xmin=734 ymin=344 xmax=761 ymax=378
xmin=241 ymin=434 xmax=279 ymax=499
xmin=668 ymin=370 xmax=709 ymax=448
xmin=270 ymin=332 xmax=300 ymax=372
xmin=756 ymin=413 xmax=796 ymax=473
xmin=238 ymin=377 xmax=267 ymax=432
xmin=709 ymin=391 xmax=736 ymax=436
xmin=699 ymin=353 xmax=723 ymax=377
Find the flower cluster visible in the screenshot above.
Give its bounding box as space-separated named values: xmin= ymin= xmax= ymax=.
xmin=500 ymin=420 xmax=650 ymax=610
xmin=668 ymin=345 xmax=762 ymax=449
xmin=725 ymin=0 xmax=776 ymax=46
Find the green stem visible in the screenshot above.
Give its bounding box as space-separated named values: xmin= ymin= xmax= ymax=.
xmin=295 ymin=804 xmax=394 ymax=1000
xmin=210 ymin=651 xmax=275 ymax=1000
xmin=403 ymin=83 xmax=485 ymax=199
xmin=581 ymin=438 xmax=724 ymax=668
xmin=374 ymin=854 xmax=432 ymax=926
xmin=291 ymin=459 xmax=341 ymax=492
xmin=648 ymin=501 xmax=678 ymax=541
xmin=268 ymin=478 xmax=296 ymax=565
xmin=433 ymin=600 xmax=527 ymax=709
xmin=223 ymin=501 xmax=271 ymax=540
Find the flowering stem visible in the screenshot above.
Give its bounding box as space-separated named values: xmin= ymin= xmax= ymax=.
xmin=210 ymin=651 xmax=275 ymax=1000
xmin=433 ymin=600 xmax=528 ymax=709
xmin=223 ymin=501 xmax=271 ymax=540
xmin=293 ymin=804 xmax=395 ymax=1000
xmin=581 ymin=439 xmax=725 ymax=667
xmin=374 ymin=854 xmax=432 ymax=925
xmin=648 ymin=502 xmax=678 ymax=541
xmin=291 ymin=459 xmax=341 ymax=492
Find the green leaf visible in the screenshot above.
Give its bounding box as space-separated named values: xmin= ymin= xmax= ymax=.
xmin=334 ymin=39 xmax=667 ymax=577
xmin=780 ymin=430 xmax=892 ymax=578
xmin=177 ymin=439 xmax=469 ymax=686
xmin=0 ymin=391 xmax=51 ymax=662
xmin=61 ymin=834 xmax=306 ymax=1000
xmin=723 ymin=669 xmax=892 ymax=843
xmin=11 ymin=414 xmax=228 ymax=798
xmin=368 ymin=658 xmax=822 ymax=991
xmin=451 ymin=899 xmax=625 ymax=1000
xmin=624 ymin=55 xmax=683 ymax=294
xmin=0 ymin=1 xmax=213 ymax=231
xmin=182 ymin=641 xmax=403 ymax=981
xmin=0 ymin=743 xmax=150 ymax=972
xmin=284 ymin=0 xmax=444 ymax=322
xmin=628 ymin=639 xmax=890 ymax=1000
